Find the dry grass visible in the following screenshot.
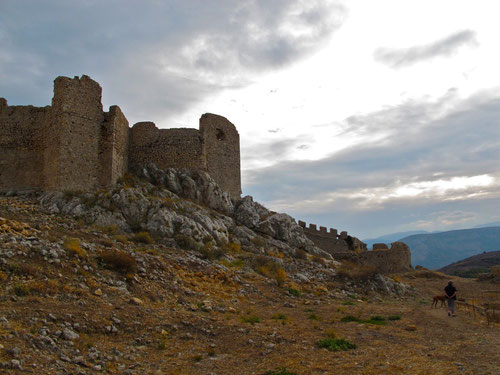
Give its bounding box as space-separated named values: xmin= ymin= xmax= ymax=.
xmin=130 ymin=231 xmax=154 ymax=244
xmin=336 ymin=261 xmax=377 ymax=280
xmin=63 ymin=237 xmax=87 ymax=258
xmin=98 ymin=249 xmax=137 ymax=274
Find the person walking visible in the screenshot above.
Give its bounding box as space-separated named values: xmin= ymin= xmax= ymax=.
xmin=444 ymin=281 xmax=457 ymax=317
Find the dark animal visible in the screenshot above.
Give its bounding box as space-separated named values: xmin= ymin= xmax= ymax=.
xmin=432 ymin=295 xmax=446 ymax=308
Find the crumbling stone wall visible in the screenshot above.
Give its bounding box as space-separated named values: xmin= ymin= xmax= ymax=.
xmin=45 ymin=76 xmax=104 ymax=191
xmin=333 ymin=242 xmax=412 ymax=273
xmin=100 ymin=106 xmax=129 ymax=188
xmin=298 ymin=220 xmax=367 ymax=253
xmin=129 ymin=124 xmax=204 ymax=172
xmin=0 ymin=74 xmax=242 ymax=197
xmin=0 ymin=103 xmax=48 ymax=190
xmin=200 ymin=114 xmax=241 ymax=197
xmin=298 ymin=221 xmax=348 ymax=253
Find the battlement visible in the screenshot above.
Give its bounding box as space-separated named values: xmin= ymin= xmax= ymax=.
xmin=298 ymin=220 xmax=339 ymax=237
xmin=0 ymin=75 xmax=241 ymax=196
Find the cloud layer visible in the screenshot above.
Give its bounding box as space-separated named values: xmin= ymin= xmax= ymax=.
xmin=244 ymin=88 xmax=500 ymax=237
xmin=0 ymin=0 xmax=345 ymax=124
xmin=374 ymin=30 xmax=478 ymax=68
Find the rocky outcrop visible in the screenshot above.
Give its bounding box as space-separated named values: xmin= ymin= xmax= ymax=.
xmin=39 ymin=165 xmax=331 ymax=259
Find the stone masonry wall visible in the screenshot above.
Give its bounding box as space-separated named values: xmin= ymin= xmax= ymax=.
xmin=129 ymin=123 xmax=204 ymax=172
xmin=200 ymin=114 xmax=241 ymax=197
xmin=45 ymin=75 xmax=104 ymax=192
xmin=1 ymin=74 xmax=242 ymax=197
xmin=298 ymin=221 xmax=348 ymax=253
xmin=334 ymin=242 xmax=412 ymax=273
xmin=100 ymin=106 xmax=129 ymax=188
xmin=0 ymin=102 xmax=48 ymax=190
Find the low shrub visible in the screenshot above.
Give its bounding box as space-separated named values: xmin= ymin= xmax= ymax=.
xmin=342 ymin=300 xmax=355 ymax=305
xmin=175 ymin=234 xmax=202 ymax=252
xmin=251 ymin=236 xmax=266 ymax=248
xmin=7 ymin=262 xmax=37 ymax=276
xmin=288 ymin=288 xmax=301 ymax=297
xmin=340 ymin=315 xmax=387 ymax=325
xmin=131 ymin=231 xmax=154 ymax=244
xmin=99 ymin=250 xmax=137 ymax=274
xmin=293 ymin=249 xmax=308 ymax=260
xmin=308 ymin=313 xmax=321 ymax=321
xmin=64 ymin=238 xmax=87 ymax=258
xmin=336 ymin=261 xmax=377 ymax=281
xmin=388 ymin=315 xmax=401 ymax=321
xmin=272 ymin=313 xmax=288 ymax=320
xmin=340 ymin=315 xmax=360 ymax=323
xmin=317 ymin=338 xmax=357 ymax=352
xmin=264 ymin=368 xmax=297 ymax=375
xmin=241 ymin=315 xmax=260 ymax=325
xmin=13 ymin=283 xmax=30 ymax=296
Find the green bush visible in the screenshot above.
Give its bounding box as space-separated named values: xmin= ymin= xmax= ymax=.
xmin=264 ymin=368 xmax=297 ymax=375
xmin=317 ymin=338 xmax=357 ymax=351
xmin=388 ymin=315 xmax=401 ymax=321
xmin=272 ymin=313 xmax=288 ymax=320
xmin=241 ymin=315 xmax=260 ymax=325
xmin=131 ymin=231 xmax=154 ymax=244
xmin=13 ymin=283 xmax=30 ymax=296
xmin=340 ymin=315 xmax=360 ymax=322
xmin=308 ymin=313 xmax=321 ymax=321
xmin=342 ymin=300 xmax=355 ymax=305
xmin=288 ymin=288 xmax=301 ymax=297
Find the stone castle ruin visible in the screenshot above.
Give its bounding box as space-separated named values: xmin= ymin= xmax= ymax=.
xmin=298 ymin=220 xmax=411 ymax=273
xmin=0 ymin=75 xmax=241 ymax=197
xmin=1 ymin=74 xmax=411 ymax=273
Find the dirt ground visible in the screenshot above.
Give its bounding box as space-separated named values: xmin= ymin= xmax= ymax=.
xmin=0 ymin=196 xmax=499 ymax=375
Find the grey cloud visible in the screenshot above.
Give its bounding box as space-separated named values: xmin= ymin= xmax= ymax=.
xmin=243 ymin=89 xmax=500 ymax=237
xmin=0 ymin=0 xmax=346 ymax=123
xmin=374 ymin=30 xmax=478 ymax=68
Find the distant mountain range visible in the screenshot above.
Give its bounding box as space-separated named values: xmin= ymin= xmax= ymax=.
xmin=363 ymin=226 xmax=500 ymax=269
xmin=438 ymin=251 xmax=500 ymax=278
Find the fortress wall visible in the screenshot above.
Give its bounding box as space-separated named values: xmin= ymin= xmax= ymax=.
xmin=356 ymin=245 xmax=412 ymax=273
xmin=298 ymin=221 xmax=349 ymax=253
xmin=129 ymin=123 xmax=204 ymax=171
xmin=0 ymin=102 xmax=48 ymax=190
xmin=200 ymin=113 xmax=241 ymax=197
xmin=100 ymin=106 xmax=129 ymax=188
xmin=45 ymin=75 xmax=104 ymax=191
xmin=334 ymin=243 xmax=412 ymax=274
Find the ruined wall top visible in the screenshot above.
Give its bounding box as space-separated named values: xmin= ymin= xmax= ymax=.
xmin=1 ymin=74 xmax=242 ymax=196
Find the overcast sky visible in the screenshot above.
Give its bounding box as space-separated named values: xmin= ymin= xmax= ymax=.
xmin=2 ymin=0 xmax=500 ymax=239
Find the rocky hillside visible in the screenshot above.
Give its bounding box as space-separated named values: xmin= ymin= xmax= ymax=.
xmin=438 ymin=251 xmax=500 ymax=278
xmin=0 ymin=166 xmax=498 ymax=374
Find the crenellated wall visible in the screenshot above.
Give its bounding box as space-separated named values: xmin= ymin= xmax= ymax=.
xmin=298 ymin=220 xmax=367 ymax=253
xmin=0 ymin=75 xmax=241 ymax=197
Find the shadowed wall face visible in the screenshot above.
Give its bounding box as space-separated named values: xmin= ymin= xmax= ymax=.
xmin=129 ymin=124 xmax=204 ymax=171
xmin=0 ymin=103 xmax=48 ymax=190
xmin=45 ymin=75 xmax=104 ymax=191
xmin=200 ymin=113 xmax=241 ymax=197
xmin=100 ymin=106 xmax=129 ymax=188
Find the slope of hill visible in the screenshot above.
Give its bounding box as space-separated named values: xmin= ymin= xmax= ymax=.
xmin=400 ymin=227 xmax=500 ymax=269
xmin=438 ymin=251 xmax=500 ymax=278
xmin=1 ymin=175 xmax=499 ymax=374
xmin=363 ymin=231 xmax=429 ymax=249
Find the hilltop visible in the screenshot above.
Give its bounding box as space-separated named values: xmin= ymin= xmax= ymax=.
xmin=438 ymin=251 xmax=500 ymax=278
